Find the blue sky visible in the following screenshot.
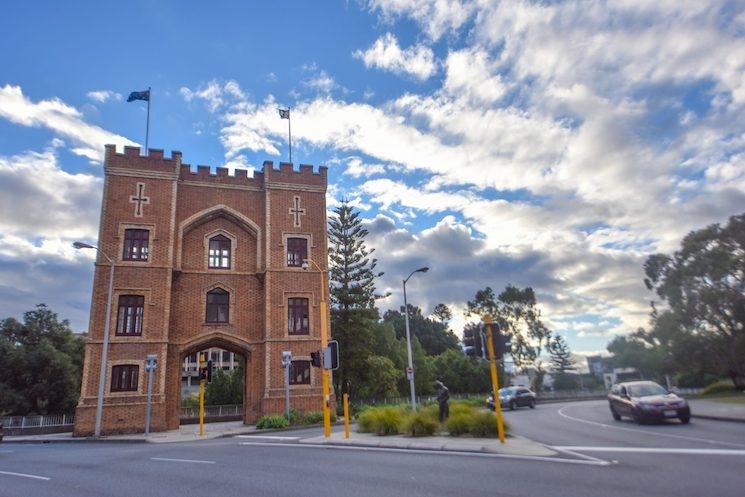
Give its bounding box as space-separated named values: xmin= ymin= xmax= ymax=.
xmin=1 ymin=1 xmax=744 ymax=363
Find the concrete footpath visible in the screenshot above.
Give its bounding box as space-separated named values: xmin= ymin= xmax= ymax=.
xmin=299 ymin=431 xmax=557 ymax=456
xmin=688 ymin=397 xmax=745 ymax=423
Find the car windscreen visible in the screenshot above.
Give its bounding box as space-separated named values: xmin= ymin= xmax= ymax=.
xmin=499 ymin=388 xmax=514 ymax=395
xmin=627 ymin=383 xmax=667 ymax=397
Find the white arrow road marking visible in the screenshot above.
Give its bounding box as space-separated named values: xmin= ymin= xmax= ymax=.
xmin=151 ymin=457 xmax=215 ymax=464
xmin=557 ymin=405 xmax=745 ymax=448
xmin=552 ymin=446 xmax=745 ymax=456
xmin=239 ymin=441 xmax=613 ymax=466
xmin=0 ymin=470 xmax=51 ymax=480
xmin=236 ymin=435 xmax=300 ymax=441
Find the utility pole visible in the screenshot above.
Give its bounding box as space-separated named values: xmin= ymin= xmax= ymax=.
xmin=403 ymin=266 xmax=429 ymax=410
xmin=282 ymin=351 xmax=292 ymax=420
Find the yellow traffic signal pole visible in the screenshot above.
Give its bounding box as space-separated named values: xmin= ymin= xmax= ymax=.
xmin=484 ymin=315 xmax=506 ymax=443
xmin=199 ymin=353 xmax=206 ymax=437
xmin=307 ymin=258 xmax=332 ymax=438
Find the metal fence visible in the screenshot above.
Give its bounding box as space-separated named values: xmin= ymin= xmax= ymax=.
xmin=180 ymin=404 xmax=242 ymax=420
xmin=2 ymin=414 xmax=75 ymax=435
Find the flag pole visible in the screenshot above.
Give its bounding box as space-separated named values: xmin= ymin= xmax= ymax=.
xmin=145 ymin=87 xmax=151 ymax=153
xmin=288 ymin=107 xmax=292 ymax=164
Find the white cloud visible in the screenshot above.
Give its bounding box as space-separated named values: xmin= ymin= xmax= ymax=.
xmin=354 ymin=33 xmax=438 ymax=80
xmin=303 ymin=70 xmax=337 ymax=94
xmin=0 ymin=85 xmax=137 ymax=162
xmin=180 ymin=79 xmax=246 ymax=112
xmin=86 ymin=90 xmax=122 ymax=103
xmin=343 ymin=156 xmax=386 ymax=178
xmin=367 ymin=0 xmax=476 ymax=41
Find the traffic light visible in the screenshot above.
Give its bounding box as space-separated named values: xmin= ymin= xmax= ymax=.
xmin=463 ymin=324 xmax=483 ymax=358
xmin=485 ymin=322 xmax=511 ymax=358
xmin=206 ymin=359 xmax=213 ymax=383
xmin=325 ymin=340 xmax=339 ymax=370
xmin=310 ymin=351 xmax=322 ymax=368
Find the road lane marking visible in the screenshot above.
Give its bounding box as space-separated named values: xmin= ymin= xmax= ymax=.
xmin=239 ymin=441 xmax=613 ymax=466
xmin=0 ymin=450 xmax=15 ymax=454
xmin=557 ymin=405 xmax=745 ymax=448
xmin=236 ymin=435 xmax=299 ymax=441
xmin=549 ymin=446 xmax=611 ymax=464
xmin=553 ymin=446 xmax=745 ymax=456
xmin=151 ymin=457 xmax=215 ymax=464
xmin=0 ymin=470 xmax=51 ymax=480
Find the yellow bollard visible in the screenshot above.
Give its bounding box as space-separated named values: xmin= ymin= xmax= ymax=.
xmin=343 ymin=393 xmax=350 ymax=439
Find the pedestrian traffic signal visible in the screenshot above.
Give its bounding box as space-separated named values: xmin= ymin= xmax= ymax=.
xmin=310 ymin=351 xmax=322 ymax=368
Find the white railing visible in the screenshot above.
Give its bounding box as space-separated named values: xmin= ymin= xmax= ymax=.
xmin=2 ymin=413 xmax=74 ymax=430
xmin=180 ymin=404 xmax=242 ymax=419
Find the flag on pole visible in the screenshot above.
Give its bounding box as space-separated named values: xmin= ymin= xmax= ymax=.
xmin=127 ymin=90 xmax=150 ymax=102
xmin=278 ymin=108 xmax=290 ymax=119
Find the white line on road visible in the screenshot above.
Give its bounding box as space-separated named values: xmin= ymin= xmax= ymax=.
xmin=557 ymin=405 xmax=745 ymax=449
xmin=151 ymin=457 xmax=215 ymax=464
xmin=236 ymin=435 xmax=300 ymax=441
xmin=552 ymin=446 xmax=745 ymax=456
xmin=0 ymin=450 xmax=15 ymax=454
xmin=0 ymin=470 xmax=51 ymax=481
xmin=239 ymin=442 xmax=613 ymax=466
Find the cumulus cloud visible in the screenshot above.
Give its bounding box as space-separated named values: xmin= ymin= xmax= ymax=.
xmin=180 ymin=79 xmax=246 ymax=112
xmin=366 ymin=0 xmax=476 ymax=41
xmin=0 ymin=85 xmax=137 ymax=162
xmin=86 ymin=90 xmax=122 ymax=103
xmin=354 ymin=33 xmax=438 ymax=80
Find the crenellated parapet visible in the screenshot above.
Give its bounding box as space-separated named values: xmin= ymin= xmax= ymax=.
xmin=103 ymin=145 xmax=326 ymax=190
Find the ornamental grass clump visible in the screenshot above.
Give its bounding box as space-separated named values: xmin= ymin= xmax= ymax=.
xmin=444 ymin=412 xmax=472 ymax=436
xmin=356 ymin=406 xmax=406 ymax=435
xmin=256 ymin=415 xmax=290 ymax=429
xmin=401 ymin=410 xmax=439 ymax=437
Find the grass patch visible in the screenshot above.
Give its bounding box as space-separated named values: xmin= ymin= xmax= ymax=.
xmin=357 ymin=406 xmax=407 ymax=435
xmin=701 ymin=379 xmax=738 ymax=396
xmin=256 ymin=415 xmax=290 ymax=429
xmin=401 ymin=410 xmax=439 ymax=437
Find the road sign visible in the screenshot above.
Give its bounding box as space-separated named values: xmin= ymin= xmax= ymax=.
xmin=406 ymin=367 xmax=414 ymax=380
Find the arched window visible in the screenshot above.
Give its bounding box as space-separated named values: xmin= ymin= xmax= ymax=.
xmin=206 ymin=288 xmax=229 ymax=323
xmin=208 ymin=234 xmax=231 ymax=269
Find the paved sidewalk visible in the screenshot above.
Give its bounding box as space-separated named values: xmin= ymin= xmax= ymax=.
xmin=299 ymin=431 xmax=556 ymax=456
xmin=689 ymin=397 xmax=745 ymax=423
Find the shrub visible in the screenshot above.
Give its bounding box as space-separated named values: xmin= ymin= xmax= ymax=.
xmin=401 ymin=411 xmax=439 ymax=437
xmin=356 ymin=406 xmax=405 ymax=435
xmin=444 ymin=412 xmax=471 ymax=436
xmin=256 ymin=415 xmax=290 ymax=429
xmin=181 ymin=395 xmax=200 ymax=409
xmin=702 ymin=379 xmax=737 ymax=396
xmin=449 ymin=401 xmax=476 ymax=417
xmin=468 ymin=411 xmax=499 ymax=438
xmin=303 ymin=411 xmax=324 ymax=424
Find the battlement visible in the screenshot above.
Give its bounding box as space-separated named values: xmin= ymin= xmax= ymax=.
xmin=104 ymin=145 xmax=326 ymax=188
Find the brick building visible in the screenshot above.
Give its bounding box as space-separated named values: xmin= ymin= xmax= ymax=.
xmin=74 ymin=145 xmax=328 ymax=436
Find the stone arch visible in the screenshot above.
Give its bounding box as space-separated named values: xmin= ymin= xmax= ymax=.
xmin=166 ymin=332 xmax=260 ymax=429
xmin=177 ymin=204 xmax=262 ymax=270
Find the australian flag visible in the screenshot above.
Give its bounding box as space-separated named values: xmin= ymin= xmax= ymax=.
xmin=127 ymin=90 xmax=150 ymax=102
xmin=278 ymin=108 xmax=290 ymax=119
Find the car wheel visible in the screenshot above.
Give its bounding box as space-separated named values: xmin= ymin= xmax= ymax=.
xmin=509 ymin=400 xmax=516 ymax=411
xmin=680 ymin=416 xmax=690 ymax=424
xmin=529 ymin=399 xmax=536 ymax=409
xmin=610 ymin=408 xmax=621 ymax=421
xmin=631 ymin=410 xmax=643 ymax=424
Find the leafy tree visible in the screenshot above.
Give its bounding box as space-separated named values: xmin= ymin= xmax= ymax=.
xmin=328 ymin=200 xmax=386 ymax=396
xmin=0 ymin=305 xmax=85 ymax=415
xmin=427 ymin=349 xmax=494 ymax=394
xmin=467 ymin=285 xmax=552 ymax=376
xmin=382 ymin=305 xmax=460 ymax=356
xmin=205 ymin=363 xmax=244 ymax=405
xmin=643 ymin=213 xmax=745 ymax=389
xmin=432 ymin=303 xmax=452 ymax=323
xmin=353 ymin=356 xmax=400 ymax=400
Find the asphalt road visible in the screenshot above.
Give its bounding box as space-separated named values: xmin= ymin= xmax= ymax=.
xmin=1 ymin=400 xmax=743 ymax=497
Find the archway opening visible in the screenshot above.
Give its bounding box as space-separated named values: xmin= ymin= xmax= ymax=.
xmin=178 ymin=342 xmax=250 ymax=427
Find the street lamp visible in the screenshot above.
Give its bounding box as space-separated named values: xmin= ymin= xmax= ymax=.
xmin=73 ymin=241 xmax=115 ymax=438
xmin=302 ymin=258 xmax=332 ymax=438
xmin=403 ymin=266 xmax=429 ymax=410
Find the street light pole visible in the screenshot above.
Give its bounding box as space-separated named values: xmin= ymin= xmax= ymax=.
xmin=303 ymin=258 xmax=332 ymax=438
xmin=74 ymin=241 xmax=115 ymax=438
xmin=403 ymin=266 xmax=429 ymax=411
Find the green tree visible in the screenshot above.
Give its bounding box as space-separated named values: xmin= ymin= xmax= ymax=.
xmin=205 ymin=363 xmax=244 ymax=405
xmin=548 ymin=335 xmax=577 ymax=390
xmin=382 ymin=305 xmax=460 ymax=356
xmin=328 ymin=200 xmax=387 ymax=396
xmin=432 ymin=303 xmax=452 ymax=323
xmin=643 ymin=213 xmax=745 ymax=389
xmin=353 ymin=356 xmax=400 ymax=400
xmin=0 ymin=305 xmax=85 ymax=415
xmin=467 ymin=285 xmax=553 ymax=375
